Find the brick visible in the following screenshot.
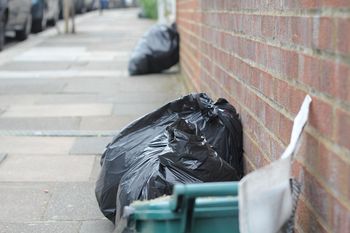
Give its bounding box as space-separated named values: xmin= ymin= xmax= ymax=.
xmin=322 ymin=0 xmax=350 ymax=8
xmin=334 ymin=63 xmax=350 ymax=103
xmin=309 ymin=97 xmax=334 ymax=136
xmin=300 ymin=55 xmax=336 ymax=96
xmin=256 ymin=42 xmax=269 ymax=67
xmin=269 ymin=137 xmax=284 ymax=160
xmin=336 ymin=18 xmax=350 ymax=55
xmin=296 ymin=145 xmax=350 ymax=231
xmin=303 ymin=168 xmax=330 ymax=222
xmin=267 ymin=46 xmax=283 ymax=75
xmin=318 ymin=17 xmax=336 ymax=51
xmin=278 ymin=114 xmax=293 ymax=145
xmin=291 ymin=16 xmax=313 ymax=47
xmin=297 ymin=133 xmax=319 ymax=164
xmin=177 ymin=2 xmax=350 ymax=232
xmin=243 ymin=156 xmax=255 ymax=174
xmin=320 ymin=60 xmax=337 ymax=95
xmin=264 ymin=103 xmax=280 ymax=136
xmin=258 ymin=70 xmax=275 ymax=98
xmin=335 ymin=108 xmax=350 ymax=150
xmin=261 ymin=45 xmax=300 ymax=79
xmin=316 ymin=144 xmax=350 ymax=201
xmin=285 ymin=50 xmax=299 ymax=79
xmin=291 ymin=160 xmax=305 ymax=182
xmin=289 ymin=87 xmax=307 ymax=116
xmin=246 ymin=112 xmax=282 ymax=160
xmin=261 ymin=16 xmax=275 ymax=37
xmin=275 ymin=79 xmax=290 ymax=108
xmin=254 ymin=97 xmax=266 ymax=126
xmin=276 ymin=16 xmax=291 ymax=43
xmin=329 ymin=198 xmax=350 ymax=233
xmin=296 ymin=199 xmax=329 ymax=233
xmin=299 ymin=0 xmax=319 ymax=8
xmin=298 ymin=132 xmax=350 ymax=200
xmin=243 ymin=132 xmax=270 ymax=169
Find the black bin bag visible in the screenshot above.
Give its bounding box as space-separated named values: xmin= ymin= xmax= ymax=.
xmin=128 ymin=23 xmax=179 ymax=75
xmin=95 ymin=93 xmax=244 ymax=225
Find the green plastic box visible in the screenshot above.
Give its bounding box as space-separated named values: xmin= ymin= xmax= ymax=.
xmin=128 ymin=182 xmax=240 ymax=233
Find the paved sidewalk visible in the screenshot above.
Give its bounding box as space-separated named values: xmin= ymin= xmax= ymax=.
xmin=0 ymin=9 xmax=185 ymax=233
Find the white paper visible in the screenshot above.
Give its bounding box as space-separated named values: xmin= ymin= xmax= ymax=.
xmin=281 ymin=95 xmax=312 ymax=159
xmin=239 ymin=95 xmax=311 ymax=233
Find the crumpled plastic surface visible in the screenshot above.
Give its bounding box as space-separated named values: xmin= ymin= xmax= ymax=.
xmin=95 ymin=93 xmax=243 ymax=225
xmin=128 ymin=23 xmax=179 ymax=75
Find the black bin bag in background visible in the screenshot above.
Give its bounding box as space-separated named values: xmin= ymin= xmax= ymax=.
xmin=128 ymin=23 xmax=179 ymax=75
xmin=95 ymin=93 xmax=244 ymax=225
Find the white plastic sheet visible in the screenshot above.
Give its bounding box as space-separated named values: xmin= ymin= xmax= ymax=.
xmin=239 ymin=95 xmax=312 ymax=233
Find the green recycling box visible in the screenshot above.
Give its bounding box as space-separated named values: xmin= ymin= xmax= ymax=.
xmin=128 ymin=182 xmax=240 ymax=233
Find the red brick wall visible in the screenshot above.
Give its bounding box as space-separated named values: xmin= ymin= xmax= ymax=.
xmin=177 ymin=1 xmax=350 ymax=232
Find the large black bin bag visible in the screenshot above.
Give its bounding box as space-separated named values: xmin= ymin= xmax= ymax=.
xmin=95 ymin=93 xmax=243 ymax=224
xmin=128 ymin=23 xmax=179 ymax=75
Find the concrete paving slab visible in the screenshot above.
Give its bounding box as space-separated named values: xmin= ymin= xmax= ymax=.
xmin=114 ymin=92 xmax=183 ymax=104
xmin=70 ymin=137 xmax=112 ymax=155
xmin=35 ymin=94 xmax=102 ymax=105
xmin=0 ymin=117 xmax=81 ymax=131
xmin=38 ymin=37 xmax=105 ymax=45
xmin=89 ymin=156 xmax=101 ymax=182
xmin=0 ymin=221 xmax=81 ymax=233
xmin=77 ymin=52 xmax=126 ymax=62
xmin=79 ymin=116 xmax=133 ymax=131
xmin=45 ymin=183 xmax=104 ymax=221
xmin=0 ymin=70 xmax=127 ymax=79
xmin=112 ymin=103 xmax=162 ymax=117
xmin=0 ymin=183 xmax=54 ymax=222
xmin=115 ymin=77 xmax=183 ymax=93
xmin=36 ymin=92 xmax=182 ymax=105
xmin=0 ymin=136 xmax=75 ymax=155
xmin=0 ymin=153 xmax=7 ymax=164
xmin=38 ymin=39 xmax=135 ymax=50
xmin=122 ymin=74 xmax=181 ymax=84
xmin=13 ymin=46 xmax=87 ymax=62
xmin=0 ymin=155 xmax=95 ymax=182
xmin=69 ymin=61 xmax=128 ymax=71
xmin=13 ymin=47 xmax=126 ymax=62
xmin=0 ymin=107 xmax=6 ymax=116
xmin=87 ymin=44 xmax=134 ymax=52
xmin=0 ymin=61 xmax=71 ymax=71
xmin=63 ymin=79 xmax=120 ymax=94
xmin=34 ymin=93 xmax=143 ymax=105
xmin=2 ymin=104 xmax=113 ymax=117
xmin=79 ymin=220 xmax=114 ymax=233
xmin=0 ymin=95 xmax=40 ymax=105
xmin=0 ymin=79 xmax=66 ymax=94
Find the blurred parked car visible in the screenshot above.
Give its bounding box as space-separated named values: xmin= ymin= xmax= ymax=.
xmin=109 ymin=0 xmax=124 ymax=8
xmin=109 ymin=0 xmax=136 ymax=8
xmin=99 ymin=0 xmax=108 ymax=10
xmin=84 ymin=0 xmax=96 ymax=11
xmin=74 ymin=0 xmax=85 ymax=13
xmin=58 ymin=0 xmax=64 ymax=19
xmin=0 ymin=0 xmax=32 ymax=51
xmin=59 ymin=0 xmax=93 ymax=19
xmin=31 ymin=0 xmax=59 ymax=32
